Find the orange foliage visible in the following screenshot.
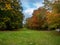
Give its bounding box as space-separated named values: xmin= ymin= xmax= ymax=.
xmin=46 ymin=11 xmax=60 ymax=24
xmin=26 ymin=7 xmax=47 ymax=29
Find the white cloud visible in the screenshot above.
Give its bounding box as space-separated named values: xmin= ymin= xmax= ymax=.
xmin=33 ymin=3 xmax=44 ymax=8
xmin=23 ymin=3 xmax=44 ymax=18
xmin=24 ymin=8 xmax=35 ymax=15
xmin=23 ymin=8 xmax=36 ymax=18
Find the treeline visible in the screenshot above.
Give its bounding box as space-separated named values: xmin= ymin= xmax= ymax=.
xmin=0 ymin=0 xmax=60 ymax=30
xmin=25 ymin=0 xmax=60 ymax=30
xmin=0 ymin=0 xmax=23 ymax=30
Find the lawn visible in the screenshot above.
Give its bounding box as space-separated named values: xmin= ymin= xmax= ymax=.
xmin=0 ymin=28 xmax=60 ymax=45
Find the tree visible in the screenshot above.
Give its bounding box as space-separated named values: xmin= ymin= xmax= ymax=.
xmin=25 ymin=7 xmax=47 ymax=30
xmin=51 ymin=0 xmax=60 ymax=29
xmin=52 ymin=0 xmax=60 ymax=14
xmin=44 ymin=0 xmax=60 ymax=29
xmin=43 ymin=0 xmax=52 ymax=10
xmin=0 ymin=0 xmax=23 ymax=30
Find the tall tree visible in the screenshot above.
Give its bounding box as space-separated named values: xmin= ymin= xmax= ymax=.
xmin=0 ymin=0 xmax=23 ymax=30
xmin=44 ymin=0 xmax=60 ymax=29
xmin=25 ymin=7 xmax=47 ymax=30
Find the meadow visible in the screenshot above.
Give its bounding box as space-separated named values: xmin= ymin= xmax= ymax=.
xmin=0 ymin=28 xmax=60 ymax=45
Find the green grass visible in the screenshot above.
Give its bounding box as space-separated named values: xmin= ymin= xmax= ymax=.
xmin=0 ymin=28 xmax=60 ymax=45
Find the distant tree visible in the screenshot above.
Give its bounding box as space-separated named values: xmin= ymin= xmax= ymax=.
xmin=25 ymin=7 xmax=47 ymax=30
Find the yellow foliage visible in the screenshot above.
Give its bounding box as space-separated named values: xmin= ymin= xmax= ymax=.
xmin=5 ymin=3 xmax=12 ymax=10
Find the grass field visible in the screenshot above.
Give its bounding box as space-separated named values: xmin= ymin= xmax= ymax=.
xmin=0 ymin=28 xmax=60 ymax=45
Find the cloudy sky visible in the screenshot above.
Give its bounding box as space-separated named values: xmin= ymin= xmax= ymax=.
xmin=21 ymin=0 xmax=44 ymax=19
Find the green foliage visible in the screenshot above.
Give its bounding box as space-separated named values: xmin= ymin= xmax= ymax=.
xmin=0 ymin=22 xmax=6 ymax=30
xmin=0 ymin=0 xmax=23 ymax=30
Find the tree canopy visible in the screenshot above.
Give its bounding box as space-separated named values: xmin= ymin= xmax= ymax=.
xmin=0 ymin=0 xmax=24 ymax=30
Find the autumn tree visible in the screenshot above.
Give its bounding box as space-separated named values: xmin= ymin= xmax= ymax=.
xmin=26 ymin=7 xmax=47 ymax=30
xmin=51 ymin=0 xmax=60 ymax=29
xmin=44 ymin=0 xmax=60 ymax=29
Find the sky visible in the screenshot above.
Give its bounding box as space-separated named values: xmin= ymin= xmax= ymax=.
xmin=21 ymin=0 xmax=44 ymax=19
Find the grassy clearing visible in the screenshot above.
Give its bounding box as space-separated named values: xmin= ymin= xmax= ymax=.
xmin=0 ymin=28 xmax=60 ymax=45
